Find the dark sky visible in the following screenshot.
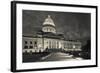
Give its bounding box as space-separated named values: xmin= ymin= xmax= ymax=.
xmin=22 ymin=10 xmax=91 ymax=40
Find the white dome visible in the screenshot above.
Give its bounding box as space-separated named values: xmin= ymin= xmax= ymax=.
xmin=43 ymin=15 xmax=55 ymax=26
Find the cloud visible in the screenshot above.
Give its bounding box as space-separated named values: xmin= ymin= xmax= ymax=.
xmin=23 ymin=10 xmax=91 ymax=40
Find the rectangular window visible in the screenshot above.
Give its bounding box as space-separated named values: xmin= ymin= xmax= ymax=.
xmin=34 ymin=41 xmax=37 ymax=47
xmin=29 ymin=46 xmax=33 ymax=49
xmin=49 ymin=41 xmax=51 ymax=48
xmin=24 ymin=46 xmax=28 ymax=49
xmin=30 ymin=41 xmax=32 ymax=44
xmin=57 ymin=41 xmax=59 ymax=48
xmin=25 ymin=41 xmax=27 ymax=44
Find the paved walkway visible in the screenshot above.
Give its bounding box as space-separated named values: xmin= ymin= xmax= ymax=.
xmin=40 ymin=52 xmax=83 ymax=61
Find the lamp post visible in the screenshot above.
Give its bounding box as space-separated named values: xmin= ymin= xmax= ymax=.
xmin=72 ymin=45 xmax=76 ymax=58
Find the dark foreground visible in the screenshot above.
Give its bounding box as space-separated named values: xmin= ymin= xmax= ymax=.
xmin=23 ymin=52 xmax=84 ymax=62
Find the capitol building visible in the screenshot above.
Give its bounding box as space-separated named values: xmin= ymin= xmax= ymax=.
xmin=22 ymin=15 xmax=82 ymax=53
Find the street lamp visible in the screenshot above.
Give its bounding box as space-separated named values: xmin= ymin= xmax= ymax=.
xmin=72 ymin=45 xmax=76 ymax=58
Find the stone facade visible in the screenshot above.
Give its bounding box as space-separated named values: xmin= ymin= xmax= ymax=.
xmin=22 ymin=15 xmax=81 ymax=53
